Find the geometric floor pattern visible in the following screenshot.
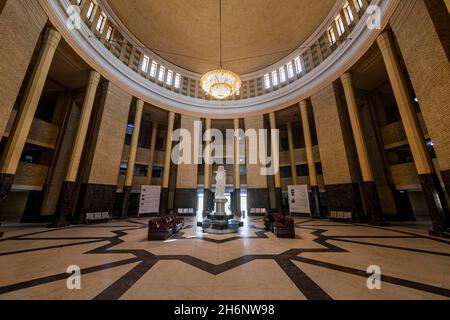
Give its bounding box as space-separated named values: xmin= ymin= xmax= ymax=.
xmin=0 ymin=217 xmax=449 ymax=300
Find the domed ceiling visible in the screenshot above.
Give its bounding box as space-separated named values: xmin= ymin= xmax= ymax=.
xmin=106 ymin=0 xmax=336 ymax=75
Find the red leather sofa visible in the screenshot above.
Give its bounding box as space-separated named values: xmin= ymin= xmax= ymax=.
xmin=264 ymin=213 xmax=295 ymax=238
xmin=147 ymin=213 xmax=185 ymax=241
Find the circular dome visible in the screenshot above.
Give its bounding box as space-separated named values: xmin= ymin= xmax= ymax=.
xmin=105 ymin=0 xmax=337 ymax=75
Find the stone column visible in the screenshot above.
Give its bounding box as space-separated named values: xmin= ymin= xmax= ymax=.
xmin=174 ymin=115 xmax=199 ymax=214
xmin=52 ymin=70 xmax=100 ymax=227
xmin=286 ymin=122 xmax=298 ymax=185
xmin=299 ymin=101 xmax=321 ymax=218
xmin=121 ymin=99 xmax=144 ymax=219
xmin=269 ymin=112 xmax=282 ymax=213
xmin=245 ymin=115 xmax=269 ymax=214
xmin=203 ymin=118 xmax=213 ymax=213
xmin=341 ymin=72 xmax=388 ymax=226
xmin=377 ymin=31 xmax=450 ymax=234
xmin=232 ymin=118 xmax=241 ymax=214
xmin=390 ymin=0 xmax=450 ymax=207
xmin=74 ymin=82 xmax=132 ymax=224
xmin=311 ymin=84 xmax=364 ymax=220
xmin=146 ymin=121 xmax=158 ymax=185
xmin=0 ymin=28 xmax=61 ymax=207
xmin=160 ymin=111 xmax=175 ymax=215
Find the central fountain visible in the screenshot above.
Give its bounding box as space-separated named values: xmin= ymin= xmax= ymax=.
xmin=198 ymin=166 xmax=243 ymax=234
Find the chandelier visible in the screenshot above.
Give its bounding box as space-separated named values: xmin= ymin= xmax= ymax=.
xmin=201 ymin=69 xmax=241 ymax=100
xmin=201 ymin=0 xmax=241 ymax=100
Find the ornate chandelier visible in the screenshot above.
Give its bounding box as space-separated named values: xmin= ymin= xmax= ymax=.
xmin=200 ymin=69 xmax=241 ymax=100
xmin=201 ymin=0 xmax=241 ymax=100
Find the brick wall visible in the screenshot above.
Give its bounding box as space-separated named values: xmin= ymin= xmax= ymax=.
xmin=311 ymin=84 xmax=360 ymax=185
xmin=0 ymin=0 xmax=47 ymax=137
xmin=82 ymin=82 xmax=132 ymax=186
xmin=244 ymin=115 xmax=268 ymax=188
xmin=390 ymin=0 xmax=450 ymax=171
xmin=176 ymin=115 xmax=200 ymax=189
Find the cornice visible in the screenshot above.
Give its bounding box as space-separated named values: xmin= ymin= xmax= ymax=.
xmin=40 ymin=0 xmax=400 ymax=119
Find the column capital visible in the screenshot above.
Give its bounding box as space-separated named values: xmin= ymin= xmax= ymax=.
xmin=43 ymin=28 xmax=62 ymax=50
xmin=135 ymin=98 xmax=144 ymax=110
xmin=87 ymin=70 xmax=101 ymax=86
xmin=376 ymin=31 xmax=395 ymax=53
xmin=340 ymin=72 xmax=353 ymax=86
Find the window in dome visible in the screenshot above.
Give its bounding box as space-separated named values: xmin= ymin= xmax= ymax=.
xmin=95 ymin=13 xmax=106 ymax=33
xmin=343 ymin=2 xmax=354 ymax=24
xmin=353 ymin=0 xmax=363 ymax=11
xmin=279 ymin=67 xmax=286 ymax=83
xmin=105 ymin=26 xmax=113 ymax=43
xmin=158 ymin=66 xmax=166 ymax=82
xmin=150 ymin=61 xmax=158 ymax=78
xmin=141 ymin=55 xmax=150 ymax=73
xmin=166 ymin=70 xmax=174 ymax=85
xmin=294 ymin=56 xmax=302 ymax=74
xmin=86 ymin=2 xmax=96 ymax=20
xmin=287 ymin=62 xmax=294 ymax=79
xmin=271 ymin=71 xmax=279 ymax=86
xmin=264 ymin=74 xmax=271 ymax=89
xmin=327 ymin=27 xmax=336 ymax=45
xmin=174 ymin=73 xmax=181 ymax=88
xmin=335 ymin=15 xmax=345 ymax=36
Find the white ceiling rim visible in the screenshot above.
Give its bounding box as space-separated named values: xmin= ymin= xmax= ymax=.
xmin=40 ymin=0 xmax=400 ymax=119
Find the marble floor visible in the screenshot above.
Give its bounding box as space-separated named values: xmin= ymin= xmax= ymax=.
xmin=0 ymin=216 xmax=449 ymax=300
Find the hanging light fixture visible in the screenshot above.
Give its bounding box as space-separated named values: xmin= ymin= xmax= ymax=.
xmin=201 ymin=0 xmax=241 ymax=100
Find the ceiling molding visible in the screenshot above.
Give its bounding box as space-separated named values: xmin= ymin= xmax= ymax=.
xmin=40 ymin=0 xmax=400 ymax=119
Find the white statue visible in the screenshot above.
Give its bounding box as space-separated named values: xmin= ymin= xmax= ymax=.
xmin=215 ymin=166 xmax=226 ymax=199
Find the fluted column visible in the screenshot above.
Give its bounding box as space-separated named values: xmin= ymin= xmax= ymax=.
xmin=286 ymin=122 xmax=298 ymax=185
xmin=232 ymin=119 xmax=241 ymax=214
xmin=341 ymin=73 xmax=387 ymax=226
xmin=160 ymin=111 xmax=175 ymax=215
xmin=299 ymin=101 xmax=321 ymax=218
xmin=0 ymin=28 xmax=61 ymax=208
xmin=269 ymin=112 xmax=282 ymax=213
xmin=203 ymin=118 xmax=213 ymax=213
xmin=52 ymin=70 xmax=101 ymax=227
xmin=121 ymin=99 xmax=144 ymax=219
xmin=377 ymin=31 xmax=450 ymax=234
xmin=146 ymin=121 xmax=158 ymax=185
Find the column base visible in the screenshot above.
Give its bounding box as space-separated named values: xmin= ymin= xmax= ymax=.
xmin=0 ymin=173 xmax=14 ymax=205
xmin=275 ymin=187 xmax=283 ymax=214
xmin=159 ymin=188 xmax=169 ymax=215
xmin=361 ymin=181 xmax=390 ymax=226
xmin=247 ymin=188 xmax=269 ymax=215
xmin=441 ymin=169 xmax=450 ymax=200
xmin=203 ymin=189 xmax=214 ymax=214
xmin=50 ymin=181 xmax=76 ymax=228
xmin=324 ymin=183 xmax=364 ymax=221
xmin=310 ymin=185 xmax=322 ymax=218
xmin=419 ymin=173 xmax=450 ymax=233
xmin=74 ymin=183 xmax=116 ymax=224
xmin=120 ymin=186 xmax=132 ymax=220
xmin=429 ymin=230 xmax=450 ymax=239
xmin=174 ymin=188 xmax=198 ymax=215
xmin=231 ymin=188 xmax=241 ymax=215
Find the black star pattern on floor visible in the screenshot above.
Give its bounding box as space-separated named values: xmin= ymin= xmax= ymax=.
xmin=0 ymin=218 xmax=449 ymax=300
